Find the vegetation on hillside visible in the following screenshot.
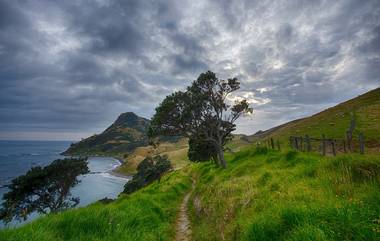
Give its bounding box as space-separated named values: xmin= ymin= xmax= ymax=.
xmin=249 ymin=88 xmax=380 ymax=152
xmin=149 ymin=71 xmax=252 ymax=168
xmin=2 ymin=145 xmax=379 ymax=241
xmin=123 ymin=155 xmax=172 ymax=194
xmin=189 ymin=147 xmax=380 ymax=240
xmin=3 ymin=87 xmax=379 ymax=240
xmin=0 ymin=158 xmax=89 ymax=224
xmin=0 ymin=170 xmax=192 ymax=241
xmin=115 ymin=138 xmax=189 ymax=175
xmin=63 ymin=112 xmax=150 ymax=156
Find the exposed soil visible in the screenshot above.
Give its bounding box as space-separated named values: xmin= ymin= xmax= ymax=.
xmin=175 ymin=180 xmax=194 ymax=241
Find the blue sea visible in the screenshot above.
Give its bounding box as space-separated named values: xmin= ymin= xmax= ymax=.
xmin=0 ymin=140 xmax=130 ymax=228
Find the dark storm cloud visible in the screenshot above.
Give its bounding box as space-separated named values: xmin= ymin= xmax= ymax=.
xmin=0 ymin=0 xmax=379 ymax=140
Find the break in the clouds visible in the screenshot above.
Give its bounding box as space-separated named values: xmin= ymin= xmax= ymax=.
xmin=0 ymin=0 xmax=379 ymax=140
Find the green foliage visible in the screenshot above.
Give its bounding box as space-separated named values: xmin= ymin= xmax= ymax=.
xmin=0 ymin=158 xmax=89 ymax=224
xmin=188 ymin=137 xmax=217 ymax=163
xmin=123 ymin=155 xmax=172 ymax=194
xmin=0 ymin=171 xmax=192 ymax=241
xmin=189 ymin=146 xmax=380 ymax=240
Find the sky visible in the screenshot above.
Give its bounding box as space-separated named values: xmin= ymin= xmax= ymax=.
xmin=0 ymin=0 xmax=379 ymax=141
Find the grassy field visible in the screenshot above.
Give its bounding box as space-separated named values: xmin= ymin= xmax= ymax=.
xmin=116 ymin=138 xmax=189 ymax=175
xmin=2 ymin=86 xmax=380 ymax=240
xmin=1 ymin=144 xmax=379 ymax=241
xmin=189 ymin=146 xmax=380 ymax=241
xmin=0 ymin=170 xmax=192 ymax=241
xmin=249 ymin=88 xmax=380 ymax=153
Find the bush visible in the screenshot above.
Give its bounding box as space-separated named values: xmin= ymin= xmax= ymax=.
xmin=123 ymin=155 xmax=172 ymax=194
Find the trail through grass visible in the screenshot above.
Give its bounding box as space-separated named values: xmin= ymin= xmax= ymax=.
xmin=0 ymin=170 xmax=192 ymax=241
xmin=1 ymin=144 xmax=379 ymax=241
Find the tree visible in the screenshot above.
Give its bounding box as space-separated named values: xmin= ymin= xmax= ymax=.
xmin=0 ymin=158 xmax=89 ymax=223
xmin=123 ymin=155 xmax=172 ymax=194
xmin=149 ymin=71 xmax=252 ymax=168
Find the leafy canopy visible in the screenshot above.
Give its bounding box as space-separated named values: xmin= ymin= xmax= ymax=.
xmin=149 ymin=71 xmax=252 ymax=168
xmin=0 ymin=158 xmax=89 ymax=223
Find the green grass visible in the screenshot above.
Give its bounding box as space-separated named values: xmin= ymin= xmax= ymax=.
xmin=0 ymin=170 xmax=192 ymax=241
xmin=189 ymin=146 xmax=380 ymax=241
xmin=251 ymin=88 xmax=380 ymax=151
xmin=2 ymin=144 xmax=379 ymax=241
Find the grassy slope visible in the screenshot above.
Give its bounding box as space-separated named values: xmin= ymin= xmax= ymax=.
xmin=63 ymin=112 xmax=150 ymax=157
xmin=116 ymin=139 xmax=189 ymax=175
xmin=116 ymin=135 xmax=250 ymax=175
xmin=2 ymin=88 xmax=380 ymax=240
xmin=189 ymin=147 xmax=380 ymax=241
xmin=0 ymin=170 xmax=192 ymax=241
xmin=249 ymin=88 xmax=380 ymax=151
xmin=1 ymin=145 xmax=379 ymax=241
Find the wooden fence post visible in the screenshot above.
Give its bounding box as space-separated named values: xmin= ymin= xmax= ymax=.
xmin=305 ymin=135 xmax=311 ymax=152
xmin=346 ymin=131 xmax=352 ymax=152
xmin=343 ymin=140 xmax=347 ymax=153
xmin=277 ymin=139 xmax=281 ymax=151
xmin=331 ymin=140 xmax=336 ymax=156
xmin=270 ymin=138 xmax=275 ymax=150
xmin=321 ymin=134 xmax=326 ymax=156
xmin=295 ymin=137 xmax=299 ymax=151
xmin=359 ymin=133 xmax=365 ymax=154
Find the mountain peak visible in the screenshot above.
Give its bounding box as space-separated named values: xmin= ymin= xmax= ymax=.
xmin=63 ymin=111 xmax=150 ymax=155
xmin=112 ymin=112 xmax=149 ymax=128
xmin=113 ymin=112 xmax=139 ymax=124
xmin=119 ymin=112 xmax=138 ymax=118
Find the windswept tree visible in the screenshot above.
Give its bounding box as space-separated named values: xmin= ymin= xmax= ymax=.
xmin=0 ymin=158 xmax=89 ymax=223
xmin=149 ymin=71 xmax=252 ymax=168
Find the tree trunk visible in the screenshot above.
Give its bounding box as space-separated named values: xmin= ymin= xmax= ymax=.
xmin=217 ymin=146 xmax=227 ymax=168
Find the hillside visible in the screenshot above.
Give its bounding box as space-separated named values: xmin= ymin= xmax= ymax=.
xmin=2 ymin=88 xmax=380 ymax=240
xmin=189 ymin=148 xmax=380 ymax=240
xmin=63 ymin=112 xmax=188 ymax=174
xmin=63 ymin=112 xmax=150 ymax=156
xmin=115 ymin=138 xmax=189 ymax=174
xmin=2 ymin=147 xmax=379 ymax=240
xmin=248 ymin=87 xmax=380 ymax=151
xmin=0 ymin=169 xmax=192 ymax=241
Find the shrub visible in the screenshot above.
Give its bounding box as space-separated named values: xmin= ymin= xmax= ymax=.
xmin=123 ymin=155 xmax=172 ymax=194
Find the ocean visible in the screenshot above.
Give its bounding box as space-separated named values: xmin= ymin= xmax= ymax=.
xmin=0 ymin=140 xmax=130 ymax=228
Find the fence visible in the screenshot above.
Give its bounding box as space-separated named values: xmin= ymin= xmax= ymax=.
xmin=289 ymin=132 xmax=365 ymax=156
xmin=255 ymin=118 xmax=365 ymax=156
xmin=256 ymin=132 xmax=365 ymax=156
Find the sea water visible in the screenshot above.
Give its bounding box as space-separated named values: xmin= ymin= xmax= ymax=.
xmin=0 ymin=140 xmax=130 ymax=228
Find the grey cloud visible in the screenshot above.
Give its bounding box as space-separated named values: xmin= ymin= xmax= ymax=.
xmin=0 ymin=0 xmax=379 ymax=140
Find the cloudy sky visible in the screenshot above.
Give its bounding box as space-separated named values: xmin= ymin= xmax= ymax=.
xmin=0 ymin=0 xmax=379 ymax=140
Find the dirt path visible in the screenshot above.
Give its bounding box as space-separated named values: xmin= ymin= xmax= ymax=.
xmin=175 ymin=181 xmax=194 ymax=241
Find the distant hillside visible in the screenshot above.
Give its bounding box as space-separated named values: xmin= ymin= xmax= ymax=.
xmin=63 ymin=112 xmax=150 ymax=156
xmin=248 ymin=87 xmax=380 ymax=149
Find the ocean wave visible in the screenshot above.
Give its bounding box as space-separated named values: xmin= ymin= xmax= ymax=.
xmin=99 ymin=172 xmax=129 ymax=181
xmin=21 ymin=153 xmax=41 ymax=156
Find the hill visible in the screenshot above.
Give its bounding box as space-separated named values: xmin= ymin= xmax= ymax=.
xmin=63 ymin=112 xmax=150 ymax=156
xmin=247 ymin=87 xmax=380 ymax=151
xmin=2 ymin=88 xmax=380 ymax=240
xmin=63 ymin=112 xmax=188 ymax=174
xmin=2 ymin=147 xmax=379 ymax=240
